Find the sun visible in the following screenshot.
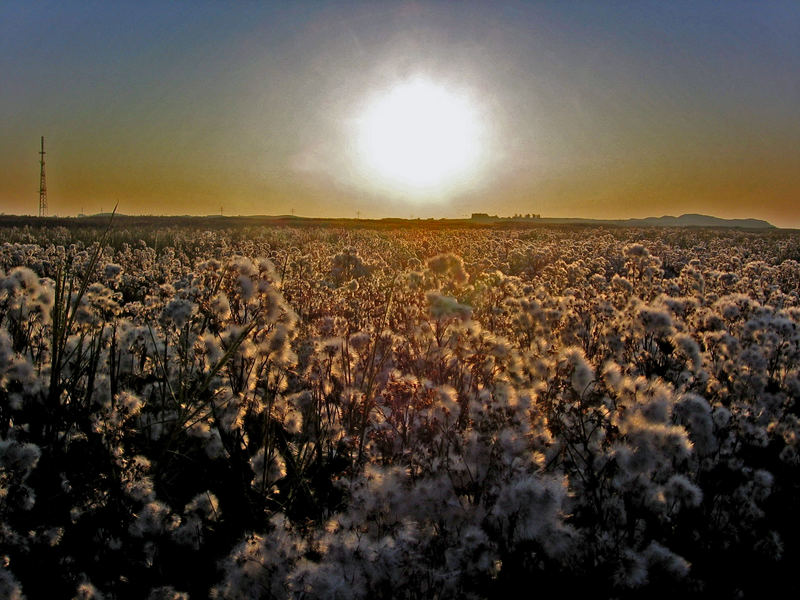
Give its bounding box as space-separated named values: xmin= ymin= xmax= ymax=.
xmin=354 ymin=77 xmax=484 ymax=197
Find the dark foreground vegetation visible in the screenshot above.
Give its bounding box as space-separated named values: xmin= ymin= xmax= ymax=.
xmin=1 ymin=220 xmax=799 ymax=598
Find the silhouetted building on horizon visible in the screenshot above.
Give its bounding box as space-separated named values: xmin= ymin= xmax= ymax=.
xmin=471 ymin=213 xmax=541 ymax=221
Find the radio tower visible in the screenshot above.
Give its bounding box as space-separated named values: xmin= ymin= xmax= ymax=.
xmin=38 ymin=136 xmax=48 ymax=217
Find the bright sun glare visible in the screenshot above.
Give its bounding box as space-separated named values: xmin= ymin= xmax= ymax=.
xmin=355 ymin=78 xmax=484 ymax=197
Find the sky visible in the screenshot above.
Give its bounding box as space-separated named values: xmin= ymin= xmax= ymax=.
xmin=1 ymin=1 xmax=799 ymax=226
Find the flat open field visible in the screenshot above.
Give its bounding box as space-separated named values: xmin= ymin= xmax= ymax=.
xmin=2 ymin=220 xmax=799 ymax=598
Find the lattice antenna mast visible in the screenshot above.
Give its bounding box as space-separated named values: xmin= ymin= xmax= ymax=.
xmin=38 ymin=136 xmax=48 ymax=217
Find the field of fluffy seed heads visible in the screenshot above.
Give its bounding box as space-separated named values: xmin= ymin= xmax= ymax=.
xmin=1 ymin=223 xmax=799 ymax=599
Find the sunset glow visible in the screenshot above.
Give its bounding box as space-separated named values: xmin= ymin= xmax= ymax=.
xmin=0 ymin=1 xmax=798 ymax=224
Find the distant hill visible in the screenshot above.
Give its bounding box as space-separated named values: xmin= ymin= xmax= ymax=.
xmin=625 ymin=214 xmax=775 ymax=228
xmin=539 ymin=213 xmax=775 ymax=229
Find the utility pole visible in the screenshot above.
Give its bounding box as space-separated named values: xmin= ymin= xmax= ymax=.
xmin=38 ymin=136 xmax=48 ymax=217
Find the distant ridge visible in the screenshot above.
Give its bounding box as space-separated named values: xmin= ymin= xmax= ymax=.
xmin=5 ymin=212 xmax=777 ymax=230
xmin=539 ymin=213 xmax=775 ymax=229
xmin=624 ymin=213 xmax=775 ymax=228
